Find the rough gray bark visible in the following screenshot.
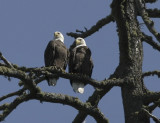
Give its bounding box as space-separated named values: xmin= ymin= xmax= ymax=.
xmin=111 ymin=0 xmax=147 ymax=122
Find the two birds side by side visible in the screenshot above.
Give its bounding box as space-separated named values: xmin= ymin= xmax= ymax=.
xmin=44 ymin=31 xmax=93 ymax=94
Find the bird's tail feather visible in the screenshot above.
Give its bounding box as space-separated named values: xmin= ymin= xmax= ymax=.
xmin=72 ymin=82 xmax=84 ymax=94
xmin=48 ymin=78 xmax=58 ymax=86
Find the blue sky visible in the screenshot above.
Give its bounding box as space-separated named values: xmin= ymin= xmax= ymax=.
xmin=0 ymin=0 xmax=160 ymax=123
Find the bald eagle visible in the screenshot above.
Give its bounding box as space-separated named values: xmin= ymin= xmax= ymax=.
xmin=69 ymin=37 xmax=93 ymax=94
xmin=44 ymin=31 xmax=68 ymax=86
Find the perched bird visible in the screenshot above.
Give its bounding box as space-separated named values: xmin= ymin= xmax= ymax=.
xmin=69 ymin=37 xmax=93 ymax=94
xmin=44 ymin=31 xmax=68 ymax=86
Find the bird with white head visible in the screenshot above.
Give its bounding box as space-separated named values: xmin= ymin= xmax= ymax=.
xmin=69 ymin=37 xmax=94 ymax=94
xmin=44 ymin=31 xmax=68 ymax=86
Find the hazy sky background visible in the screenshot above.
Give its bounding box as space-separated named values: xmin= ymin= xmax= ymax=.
xmin=0 ymin=0 xmax=160 ymax=123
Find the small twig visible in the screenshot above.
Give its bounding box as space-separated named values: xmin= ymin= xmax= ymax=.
xmin=142 ymin=108 xmax=160 ymax=123
xmin=0 ymin=52 xmax=13 ymax=68
xmin=76 ymin=29 xmax=84 ymax=33
xmin=84 ymin=27 xmax=88 ymax=32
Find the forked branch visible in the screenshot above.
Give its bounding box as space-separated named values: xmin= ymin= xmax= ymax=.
xmin=67 ymin=14 xmax=114 ymax=38
xmin=136 ymin=0 xmax=160 ymax=42
xmin=147 ymin=99 xmax=160 ymax=112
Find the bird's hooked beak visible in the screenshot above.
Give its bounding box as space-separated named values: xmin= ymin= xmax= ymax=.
xmin=54 ymin=32 xmax=59 ymax=37
xmin=75 ymin=39 xmax=81 ymax=45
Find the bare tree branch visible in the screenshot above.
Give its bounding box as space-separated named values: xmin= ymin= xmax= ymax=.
xmin=67 ymin=14 xmax=114 ymax=38
xmin=0 ymin=94 xmax=32 ymax=121
xmin=0 ymin=64 xmax=124 ymax=122
xmin=0 ymin=88 xmax=25 ymax=102
xmin=72 ymin=88 xmax=109 ymax=123
xmin=0 ymin=66 xmax=40 ymax=93
xmin=34 ymin=92 xmax=109 ymax=123
xmin=0 ymin=52 xmax=13 ymax=68
xmin=72 ymin=75 xmax=135 ymax=122
xmin=0 ymin=0 xmax=160 ymax=122
xmin=0 ymin=88 xmax=109 ymax=122
xmin=1 ymin=64 xmax=124 ymax=89
xmin=72 ymin=76 xmax=128 ymax=122
xmin=142 ymin=70 xmax=160 ymax=78
xmin=146 ymin=9 xmax=160 ymax=18
xmin=0 ymin=63 xmax=7 ymax=67
xmin=141 ymin=108 xmax=160 ymax=123
xmin=148 ymin=99 xmax=160 ymax=112
xmin=0 ymin=104 xmax=9 ymax=111
xmin=144 ymin=0 xmax=157 ymax=3
xmin=143 ymin=92 xmax=160 ymax=104
xmin=142 ymin=33 xmax=160 ymax=52
xmin=136 ymin=0 xmax=160 ymax=42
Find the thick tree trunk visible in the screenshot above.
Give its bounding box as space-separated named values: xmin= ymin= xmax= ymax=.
xmin=111 ymin=0 xmax=149 ymax=123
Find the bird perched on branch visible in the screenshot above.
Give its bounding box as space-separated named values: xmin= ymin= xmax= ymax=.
xmin=69 ymin=37 xmax=93 ymax=94
xmin=44 ymin=31 xmax=68 ymax=86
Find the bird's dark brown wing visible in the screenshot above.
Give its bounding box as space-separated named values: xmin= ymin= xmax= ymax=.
xmin=69 ymin=46 xmax=94 ymax=86
xmin=44 ymin=40 xmax=55 ymax=67
xmin=85 ymin=48 xmax=94 ymax=77
xmin=69 ymin=46 xmax=93 ymax=76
